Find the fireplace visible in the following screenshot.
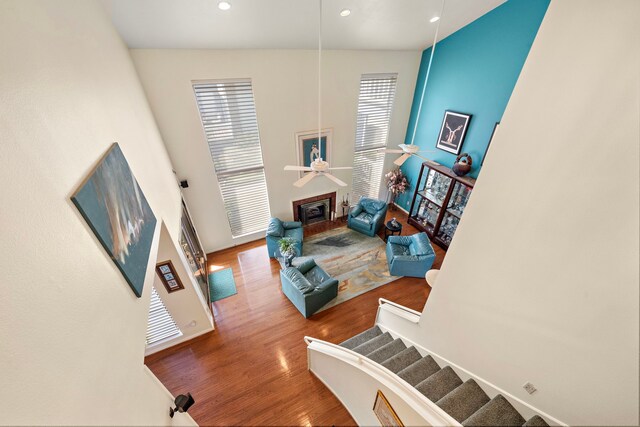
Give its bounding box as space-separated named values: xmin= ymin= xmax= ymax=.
xmin=299 ymin=199 xmax=330 ymax=225
xmin=292 ymin=191 xmax=336 ymax=226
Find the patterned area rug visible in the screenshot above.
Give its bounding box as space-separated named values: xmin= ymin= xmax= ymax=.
xmin=297 ymin=226 xmax=398 ymax=312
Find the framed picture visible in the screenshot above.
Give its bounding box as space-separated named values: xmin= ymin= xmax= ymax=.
xmin=373 ymin=390 xmax=404 ymax=427
xmin=156 ymin=260 xmax=185 ymax=293
xmin=435 ymin=111 xmax=472 ymax=155
xmin=481 ymin=122 xmax=500 ymax=167
xmin=71 ymin=143 xmax=157 ymax=298
xmin=295 ymin=129 xmax=332 ymax=178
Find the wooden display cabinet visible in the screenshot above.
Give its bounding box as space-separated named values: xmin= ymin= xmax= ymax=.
xmin=407 ymin=161 xmax=475 ymax=249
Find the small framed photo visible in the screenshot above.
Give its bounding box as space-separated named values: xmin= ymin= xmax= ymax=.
xmin=436 ymin=111 xmax=472 ymax=155
xmin=373 ymin=390 xmax=404 ymax=427
xmin=295 ymin=129 xmax=332 ymax=178
xmin=155 ymin=261 xmax=185 ymax=293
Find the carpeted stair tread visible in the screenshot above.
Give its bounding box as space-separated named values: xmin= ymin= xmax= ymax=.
xmin=437 ymin=379 xmax=490 ymax=422
xmin=381 ymin=346 xmax=422 ymax=373
xmin=340 ymin=326 xmax=382 ymax=350
xmin=522 ymin=415 xmax=550 ymax=427
xmin=416 ymin=366 xmax=463 ymax=402
xmin=398 ymin=355 xmax=441 ymax=386
xmin=367 ymin=338 xmax=407 ymax=363
xmin=462 ymin=394 xmax=525 ymax=426
xmin=351 ymin=332 xmax=393 ymax=356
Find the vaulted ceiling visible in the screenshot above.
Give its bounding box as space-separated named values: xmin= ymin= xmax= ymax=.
xmin=103 ymin=0 xmax=505 ymax=50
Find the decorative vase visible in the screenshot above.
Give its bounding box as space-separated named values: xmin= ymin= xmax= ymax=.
xmin=452 ymin=153 xmax=473 ymax=176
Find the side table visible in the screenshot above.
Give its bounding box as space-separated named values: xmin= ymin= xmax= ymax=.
xmin=384 ymin=220 xmax=402 ymax=242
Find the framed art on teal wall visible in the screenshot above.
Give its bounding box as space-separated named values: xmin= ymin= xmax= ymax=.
xmin=436 ymin=111 xmax=472 ymax=155
xmin=71 ymin=143 xmax=157 ymax=298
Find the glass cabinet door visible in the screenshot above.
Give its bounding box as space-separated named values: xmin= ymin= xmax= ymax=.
xmin=420 ymin=168 xmax=452 ymax=207
xmin=411 ymin=197 xmax=441 ymax=235
xmin=436 ymin=212 xmax=460 ymax=246
xmin=447 ymin=181 xmax=472 ymax=217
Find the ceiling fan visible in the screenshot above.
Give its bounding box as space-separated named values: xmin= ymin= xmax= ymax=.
xmin=385 ymin=2 xmax=444 ymax=168
xmin=284 ymin=0 xmax=352 ymax=188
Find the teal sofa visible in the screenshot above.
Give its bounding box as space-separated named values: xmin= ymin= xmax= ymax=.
xmin=280 ymin=258 xmax=338 ymax=318
xmin=266 ymin=217 xmax=303 ymax=258
xmin=347 ymin=197 xmax=388 ymax=237
xmin=385 ymin=232 xmax=436 ymax=278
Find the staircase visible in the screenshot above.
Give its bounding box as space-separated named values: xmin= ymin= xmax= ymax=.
xmin=340 ymin=325 xmax=550 ymax=427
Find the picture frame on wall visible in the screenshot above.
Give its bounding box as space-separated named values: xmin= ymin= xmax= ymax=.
xmin=156 ymin=260 xmax=185 ymax=293
xmin=295 ymin=129 xmax=332 ymax=178
xmin=481 ymin=121 xmax=500 ymax=167
xmin=435 ymin=111 xmax=472 ymax=155
xmin=373 ymin=390 xmax=404 ymax=427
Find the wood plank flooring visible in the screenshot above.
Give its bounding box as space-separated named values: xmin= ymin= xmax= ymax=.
xmin=145 ymin=209 xmax=445 ymax=426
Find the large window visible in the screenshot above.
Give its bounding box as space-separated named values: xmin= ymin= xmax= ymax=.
xmin=352 ymin=73 xmax=398 ymax=202
xmin=146 ymin=286 xmax=182 ymax=346
xmin=193 ymin=80 xmax=271 ymax=238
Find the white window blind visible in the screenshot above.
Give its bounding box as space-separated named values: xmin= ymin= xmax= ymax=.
xmin=146 ymin=286 xmax=182 ymax=346
xmin=352 ymin=73 xmax=398 ymax=202
xmin=193 ymin=80 xmax=271 ymax=238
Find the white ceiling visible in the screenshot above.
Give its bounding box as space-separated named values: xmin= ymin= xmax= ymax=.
xmin=103 ymin=0 xmax=505 ymax=50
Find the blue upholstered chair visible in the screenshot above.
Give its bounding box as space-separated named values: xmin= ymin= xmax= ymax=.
xmin=347 ymin=197 xmax=388 ymax=237
xmin=385 ymin=232 xmax=436 ymax=278
xmin=280 ymin=258 xmax=338 ymax=318
xmin=266 ymin=218 xmax=303 ymax=258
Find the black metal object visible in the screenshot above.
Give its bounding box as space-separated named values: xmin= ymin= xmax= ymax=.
xmin=169 ymin=393 xmax=195 ymax=418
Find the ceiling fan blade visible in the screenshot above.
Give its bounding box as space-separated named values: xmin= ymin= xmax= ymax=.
xmin=284 ymin=165 xmax=312 ymax=171
xmin=327 ymin=166 xmax=353 ymax=170
xmin=292 ymin=172 xmax=318 ymax=187
xmin=323 ymin=173 xmax=348 ymax=187
xmin=394 ymin=153 xmax=412 ymax=166
xmin=384 ymin=149 xmax=404 ymax=154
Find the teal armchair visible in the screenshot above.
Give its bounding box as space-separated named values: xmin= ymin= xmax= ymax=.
xmin=347 ymin=197 xmax=388 ymax=237
xmin=266 ymin=217 xmax=303 ymax=258
xmin=385 ymin=232 xmax=435 ymax=278
xmin=280 ymin=258 xmax=338 ymax=318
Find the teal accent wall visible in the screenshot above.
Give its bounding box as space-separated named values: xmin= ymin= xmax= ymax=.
xmin=397 ymin=0 xmax=549 ymax=209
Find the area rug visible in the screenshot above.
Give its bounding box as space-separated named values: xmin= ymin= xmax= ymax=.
xmin=208 ymin=268 xmax=237 ymax=302
xmin=298 ymin=226 xmax=398 ymax=312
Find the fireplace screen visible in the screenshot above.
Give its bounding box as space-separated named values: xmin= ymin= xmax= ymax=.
xmin=299 ymin=199 xmax=330 ymax=225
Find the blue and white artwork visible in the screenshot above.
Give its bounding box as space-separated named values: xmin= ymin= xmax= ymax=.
xmin=72 ymin=143 xmax=156 ymax=297
xmin=297 ymin=129 xmax=332 ymax=177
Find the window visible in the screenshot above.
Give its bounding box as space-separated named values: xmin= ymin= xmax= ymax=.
xmin=193 ymin=80 xmax=271 ymax=238
xmin=146 ymin=286 xmax=182 ymax=346
xmin=352 ymin=73 xmax=398 ymax=202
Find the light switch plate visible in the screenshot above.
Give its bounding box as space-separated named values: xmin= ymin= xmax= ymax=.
xmin=523 ymin=382 xmax=537 ymax=395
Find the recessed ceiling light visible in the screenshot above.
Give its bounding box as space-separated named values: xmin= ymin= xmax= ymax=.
xmin=430 ymin=16 xmax=440 ymax=23
xmin=218 ymin=1 xmax=231 ymax=11
xmin=340 ymin=9 xmax=351 ymax=17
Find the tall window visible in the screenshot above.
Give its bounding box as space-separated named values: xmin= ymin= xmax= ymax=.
xmin=194 ymin=80 xmax=271 ymax=238
xmin=146 ymin=286 xmax=182 ymax=346
xmin=352 ymin=73 xmax=398 ymax=202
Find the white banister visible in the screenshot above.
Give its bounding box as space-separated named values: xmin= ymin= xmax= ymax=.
xmin=304 ymin=336 xmax=461 ymax=427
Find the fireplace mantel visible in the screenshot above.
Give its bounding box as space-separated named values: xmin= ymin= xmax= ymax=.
xmin=292 ymin=191 xmax=337 ymax=223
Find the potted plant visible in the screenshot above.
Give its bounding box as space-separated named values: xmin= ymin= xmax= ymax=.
xmin=385 ymin=168 xmax=409 ymax=210
xmin=278 ymin=237 xmax=298 ymax=267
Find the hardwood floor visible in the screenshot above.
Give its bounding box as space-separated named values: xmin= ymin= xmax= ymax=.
xmin=145 ymin=209 xmax=445 ymax=426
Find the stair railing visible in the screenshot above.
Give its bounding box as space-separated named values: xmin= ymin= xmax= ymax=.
xmin=377 ymin=297 xmax=421 ymax=324
xmin=304 ymin=335 xmax=461 ymax=427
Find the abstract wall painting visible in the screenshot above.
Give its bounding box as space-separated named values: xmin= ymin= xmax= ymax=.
xmin=295 ymin=129 xmax=332 ymax=178
xmin=72 ymin=143 xmax=156 ymax=298
xmin=436 ymin=111 xmax=472 ymax=155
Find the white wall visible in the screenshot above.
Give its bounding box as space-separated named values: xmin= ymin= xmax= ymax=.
xmin=130 ymin=49 xmax=421 ymax=252
xmin=416 ymin=1 xmax=639 ymax=425
xmin=0 ymin=1 xmax=201 ymax=424
xmin=147 ymin=223 xmax=214 ymax=356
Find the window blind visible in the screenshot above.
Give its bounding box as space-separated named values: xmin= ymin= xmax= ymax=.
xmin=146 ymin=286 xmax=182 ymax=346
xmin=352 ymin=73 xmax=398 ymax=202
xmin=194 ymin=80 xmax=271 ymax=237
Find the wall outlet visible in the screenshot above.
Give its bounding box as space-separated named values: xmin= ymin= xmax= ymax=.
xmin=523 ymin=382 xmax=537 ymax=395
